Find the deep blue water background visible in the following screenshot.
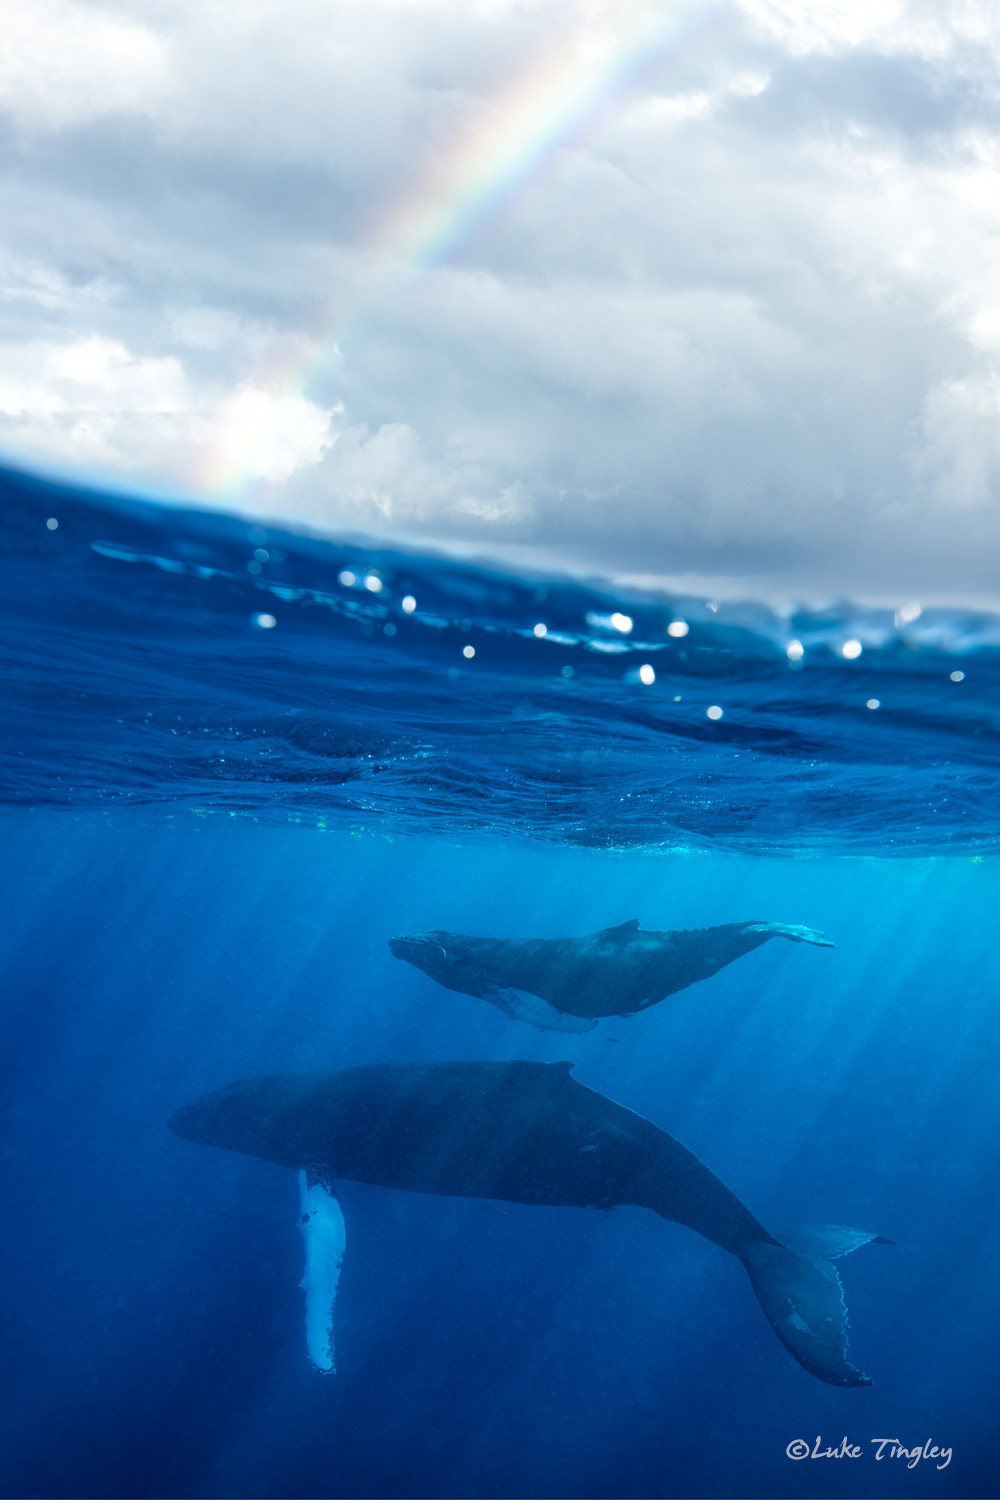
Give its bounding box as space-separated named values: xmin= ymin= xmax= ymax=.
xmin=1 ymin=463 xmax=999 ymax=1498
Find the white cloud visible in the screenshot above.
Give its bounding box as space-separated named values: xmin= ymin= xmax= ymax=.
xmin=740 ymin=0 xmax=908 ymax=55
xmin=0 ymin=335 xmax=185 ymax=425
xmin=740 ymin=0 xmax=1000 ymax=62
xmin=2 ymin=0 xmax=1000 ymax=601
xmin=202 ymin=386 xmax=337 ymax=486
xmin=915 ymin=371 xmax=1000 ymax=511
xmin=0 ymin=334 xmax=336 ymax=486
xmin=1 ymin=1 xmax=167 ymax=131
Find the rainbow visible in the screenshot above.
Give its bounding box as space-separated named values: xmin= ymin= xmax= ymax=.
xmin=196 ymin=0 xmax=732 ymax=498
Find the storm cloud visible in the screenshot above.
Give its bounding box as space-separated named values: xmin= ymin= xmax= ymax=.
xmin=2 ymin=0 xmax=1000 ymax=603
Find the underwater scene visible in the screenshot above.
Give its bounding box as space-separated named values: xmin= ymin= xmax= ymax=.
xmin=1 ymin=459 xmax=999 ymax=1500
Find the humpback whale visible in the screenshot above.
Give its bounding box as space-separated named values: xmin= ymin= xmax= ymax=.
xmin=389 ymin=919 xmax=834 ymax=1032
xmin=169 ymin=1060 xmax=888 ymax=1386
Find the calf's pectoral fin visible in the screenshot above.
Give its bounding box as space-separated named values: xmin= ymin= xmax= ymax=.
xmin=298 ymin=1168 xmax=346 ymax=1374
xmin=743 ymin=921 xmax=835 ymax=948
xmin=485 ymin=986 xmax=598 ymax=1033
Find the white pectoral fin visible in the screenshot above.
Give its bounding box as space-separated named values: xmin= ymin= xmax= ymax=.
xmin=486 ymin=987 xmax=598 ymax=1033
xmin=298 ymin=1168 xmax=346 ymax=1374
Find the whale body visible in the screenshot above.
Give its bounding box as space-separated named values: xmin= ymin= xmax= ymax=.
xmin=389 ymin=919 xmax=835 ymax=1031
xmin=169 ymin=1059 xmax=887 ymax=1387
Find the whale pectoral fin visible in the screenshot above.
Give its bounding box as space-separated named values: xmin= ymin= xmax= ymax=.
xmin=298 ymin=1168 xmax=346 ymax=1374
xmin=773 ymin=1223 xmax=897 ymax=1258
xmin=739 ymin=1241 xmax=872 ymax=1387
xmin=485 ymin=986 xmax=598 ymax=1033
xmin=594 ymin=918 xmax=641 ymax=942
xmin=743 ymin=921 xmax=835 ymax=948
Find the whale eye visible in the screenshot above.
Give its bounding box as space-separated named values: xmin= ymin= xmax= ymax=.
xmin=434 ymin=945 xmax=448 ymax=962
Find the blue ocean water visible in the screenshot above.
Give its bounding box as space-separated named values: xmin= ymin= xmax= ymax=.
xmin=0 ymin=461 xmax=998 ymax=1499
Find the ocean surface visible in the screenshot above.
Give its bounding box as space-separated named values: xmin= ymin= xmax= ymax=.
xmin=1 ymin=460 xmax=998 ymax=1499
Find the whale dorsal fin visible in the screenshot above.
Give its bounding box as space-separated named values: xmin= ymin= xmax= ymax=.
xmin=596 ymin=919 xmax=640 ymax=942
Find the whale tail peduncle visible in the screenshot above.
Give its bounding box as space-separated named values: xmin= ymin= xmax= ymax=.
xmin=739 ymin=1225 xmax=891 ymax=1386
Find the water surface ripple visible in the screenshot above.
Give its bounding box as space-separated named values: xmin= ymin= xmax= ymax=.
xmin=3 ymin=462 xmax=997 ymax=854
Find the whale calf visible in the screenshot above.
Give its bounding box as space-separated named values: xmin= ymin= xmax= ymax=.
xmin=169 ymin=1059 xmax=887 ymax=1386
xmin=389 ymin=919 xmax=834 ymax=1031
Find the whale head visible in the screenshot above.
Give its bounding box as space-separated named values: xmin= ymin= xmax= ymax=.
xmin=388 ymin=930 xmax=458 ymax=984
xmin=168 ymin=1074 xmax=326 ymax=1167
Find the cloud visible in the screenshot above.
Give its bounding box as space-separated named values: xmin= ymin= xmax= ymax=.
xmin=2 ymin=0 xmax=1000 ymax=602
xmin=2 ymin=1 xmax=167 ymax=131
xmin=203 ymin=386 xmax=337 ymax=486
xmin=0 ymin=334 xmax=189 ymax=472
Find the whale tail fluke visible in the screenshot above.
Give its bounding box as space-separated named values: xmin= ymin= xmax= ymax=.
xmin=771 ymin=1222 xmax=896 ymax=1257
xmin=739 ymin=1228 xmax=888 ymax=1386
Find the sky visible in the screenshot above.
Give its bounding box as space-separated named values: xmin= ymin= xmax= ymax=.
xmin=2 ymin=0 xmax=1000 ymax=604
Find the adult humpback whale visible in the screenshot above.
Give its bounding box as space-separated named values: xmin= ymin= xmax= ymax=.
xmin=389 ymin=919 xmax=834 ymax=1031
xmin=169 ymin=1059 xmax=888 ymax=1386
